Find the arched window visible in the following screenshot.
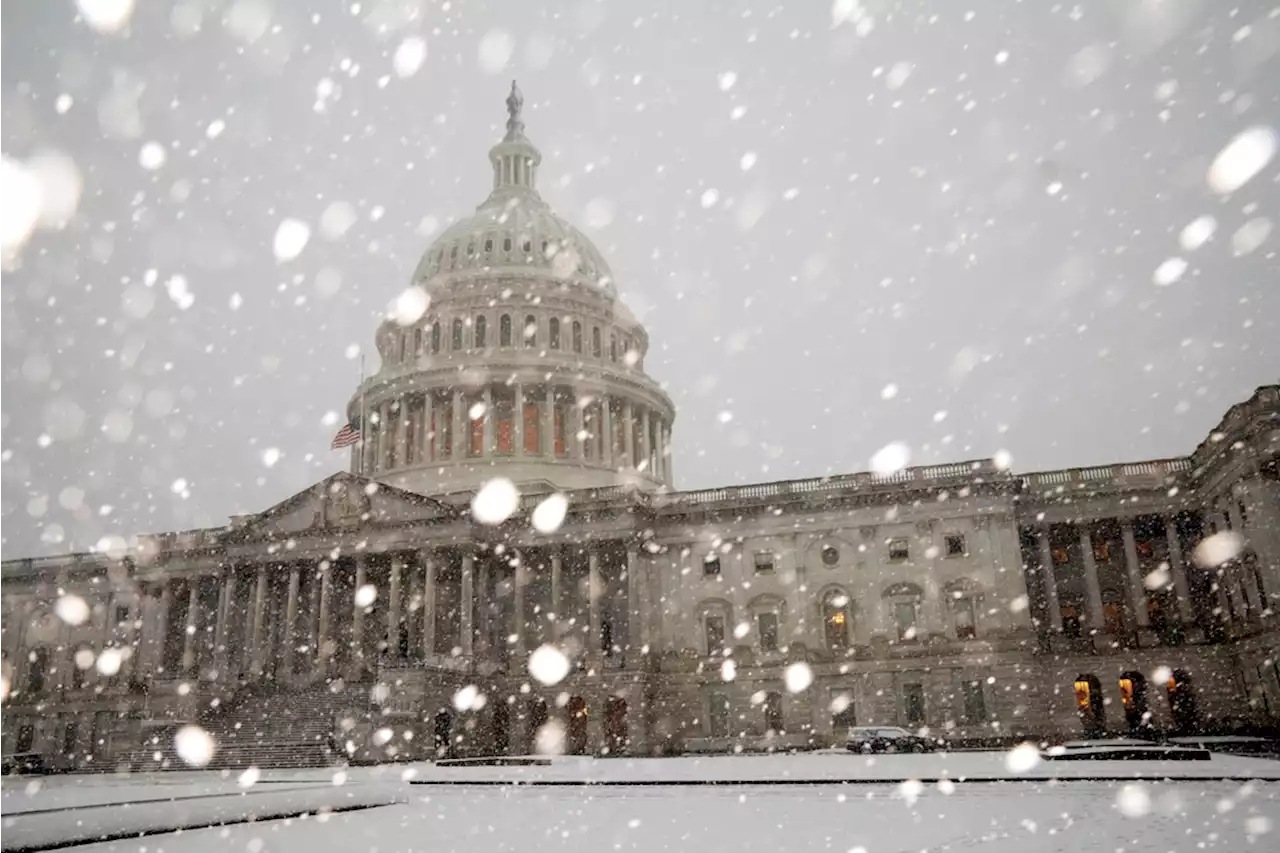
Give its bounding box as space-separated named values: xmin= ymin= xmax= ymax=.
xmin=431 ymin=322 xmax=441 ymax=354
xmin=572 ymin=320 xmax=583 ymax=353
xmin=483 ymin=237 xmax=493 ymax=253
xmin=943 ymin=578 xmax=979 ymax=640
xmin=503 ymin=236 xmax=513 ymax=252
xmin=610 ymin=333 xmax=618 ymax=362
xmin=883 ymin=582 xmax=924 ymax=642
xmin=522 ymin=238 xmax=532 ymax=254
xmin=451 ymin=319 xmax=464 ymax=350
xmin=592 ymin=327 xmax=602 ymax=358
xmin=524 ymin=315 xmax=537 ymax=347
xmin=414 ymin=327 xmax=423 ymax=355
xmin=822 ymin=589 xmax=852 ymax=650
xmin=1118 ymin=671 xmax=1149 ymax=731
xmin=398 ymin=333 xmax=407 ymax=363
xmin=474 ymin=315 xmax=487 ymax=349
xmin=1074 ymin=674 xmax=1106 ymax=737
xmin=549 ymin=318 xmax=561 ymax=350
xmin=499 ymin=314 xmax=512 ymax=347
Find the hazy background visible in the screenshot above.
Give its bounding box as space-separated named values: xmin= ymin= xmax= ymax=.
xmin=3 ymin=0 xmax=1278 ymax=557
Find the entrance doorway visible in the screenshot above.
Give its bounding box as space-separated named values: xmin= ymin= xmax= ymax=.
xmin=1118 ymin=672 xmax=1149 ymax=731
xmin=527 ymin=697 xmax=549 ymax=754
xmin=1166 ymin=669 xmax=1198 ymax=733
xmin=1073 ymin=674 xmax=1106 ymax=736
xmin=566 ymin=696 xmax=589 ymax=755
xmin=604 ymin=697 xmax=628 ymax=755
xmin=490 ymin=702 xmax=511 ymax=755
xmin=433 ymin=709 xmax=453 ymax=758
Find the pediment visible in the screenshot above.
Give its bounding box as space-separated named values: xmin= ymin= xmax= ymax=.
xmin=233 ymin=472 xmax=454 ymax=539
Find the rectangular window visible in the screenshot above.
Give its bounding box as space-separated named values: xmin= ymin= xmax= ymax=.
xmin=764 ymin=691 xmax=784 ymax=733
xmin=894 ymin=601 xmax=917 ymax=641
xmin=902 ymin=682 xmax=926 ymax=727
xmin=705 ymin=615 xmax=725 ymax=655
xmin=439 ymin=405 xmax=453 ymax=459
xmin=757 ymin=612 xmax=779 ymax=652
xmin=468 ymin=407 xmax=484 ymax=457
xmin=952 ymin=597 xmax=976 ymax=640
xmin=523 ymin=402 xmax=540 ymax=454
xmin=1103 ymin=600 xmax=1125 ymax=635
xmin=708 ymin=692 xmax=730 ymax=737
xmin=703 ymin=555 xmax=721 ymax=576
xmin=888 ymin=538 xmax=909 ymax=562
xmin=944 ymin=534 xmax=966 ymax=557
xmin=1061 ymin=604 xmax=1082 ymax=638
xmin=1093 ymin=538 xmax=1112 ymax=563
xmin=962 ymin=681 xmax=986 ymax=724
xmin=115 ymin=605 xmax=130 ymax=626
xmin=495 ymin=398 xmax=513 ymax=454
xmin=753 ymin=551 xmax=776 ymax=574
xmin=830 ymin=689 xmax=857 ymax=732
xmin=553 ymin=403 xmax=567 ymax=457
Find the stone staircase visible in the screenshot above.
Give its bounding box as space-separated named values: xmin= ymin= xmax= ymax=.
xmin=126 ymin=679 xmax=374 ymax=771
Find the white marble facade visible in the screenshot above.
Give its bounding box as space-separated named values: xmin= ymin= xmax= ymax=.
xmin=3 ymin=86 xmax=1279 ymax=767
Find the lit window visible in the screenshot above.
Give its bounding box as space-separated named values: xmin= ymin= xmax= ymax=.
xmin=888 ymin=538 xmax=909 ymax=562
xmin=1051 ymin=546 xmax=1071 ymax=565
xmin=823 ymin=592 xmax=851 ymax=649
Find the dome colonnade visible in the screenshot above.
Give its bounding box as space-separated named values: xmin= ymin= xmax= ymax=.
xmin=349 ymin=82 xmax=674 ymax=496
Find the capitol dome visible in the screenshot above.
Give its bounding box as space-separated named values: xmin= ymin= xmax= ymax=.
xmin=348 ymin=82 xmax=675 ymax=497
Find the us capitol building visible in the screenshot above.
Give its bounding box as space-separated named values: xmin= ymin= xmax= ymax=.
xmin=4 ymin=85 xmax=1279 ymax=770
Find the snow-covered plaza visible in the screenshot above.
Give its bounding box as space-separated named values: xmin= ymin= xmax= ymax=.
xmin=5 ymin=752 xmax=1279 ymax=852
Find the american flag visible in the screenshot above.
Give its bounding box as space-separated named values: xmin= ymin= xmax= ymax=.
xmin=331 ymin=418 xmax=362 ymax=449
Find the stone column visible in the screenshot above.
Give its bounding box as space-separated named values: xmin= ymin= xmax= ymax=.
xmin=388 ymin=554 xmax=403 ymax=658
xmin=1121 ymin=520 xmax=1151 ymax=628
xmin=1164 ymin=518 xmax=1195 ymax=623
xmin=420 ymin=551 xmax=437 ymax=658
xmin=513 ymin=383 xmax=525 ymax=458
xmin=379 ymin=402 xmax=393 ymax=469
xmin=482 ymin=385 xmax=494 ymax=456
xmin=570 ymin=393 xmax=585 ymax=460
xmin=622 ymin=400 xmax=635 ymax=468
xmin=1228 ymin=504 xmax=1262 ymax=613
xmin=639 ymin=407 xmax=651 ymax=472
xmin=1079 ymin=527 xmax=1105 ymax=633
xmin=460 ymin=554 xmax=475 ymax=656
xmin=550 ymin=551 xmax=563 ymax=637
xmin=601 ymin=395 xmax=614 ymax=469
xmin=514 ymin=552 xmax=529 ymax=655
xmin=316 ymin=562 xmax=332 ymax=668
xmin=250 ymin=566 xmax=267 ymax=674
xmin=476 ymin=557 xmax=492 ymax=654
xmin=1036 ymin=530 xmax=1063 ymax=632
xmin=452 ymin=389 xmax=466 ymax=459
xmin=393 ymin=399 xmax=408 ymax=467
xmin=588 ymin=550 xmax=603 ymax=665
xmin=626 ymin=548 xmax=645 ymax=652
xmin=663 ymin=423 xmax=675 ymax=485
xmin=214 ymin=571 xmax=234 ymax=673
xmin=352 ymin=555 xmax=367 ymax=668
xmin=283 ymin=565 xmax=300 ymax=677
xmin=542 ymin=386 xmax=555 ymax=457
xmin=181 ymin=581 xmax=200 ymax=672
xmin=422 ymin=393 xmax=434 ymax=462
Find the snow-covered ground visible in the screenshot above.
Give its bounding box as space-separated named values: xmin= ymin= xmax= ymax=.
xmin=4 ymin=753 xmax=1279 ymax=852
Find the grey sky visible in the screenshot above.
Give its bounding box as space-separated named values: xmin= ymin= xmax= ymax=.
xmin=3 ymin=0 xmax=1278 ymax=558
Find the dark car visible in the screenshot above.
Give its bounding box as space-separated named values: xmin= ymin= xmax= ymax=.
xmin=1 ymin=753 xmax=49 ymax=776
xmin=845 ymin=726 xmax=935 ymax=754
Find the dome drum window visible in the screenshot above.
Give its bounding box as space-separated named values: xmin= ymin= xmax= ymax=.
xmin=820 ymin=545 xmax=840 ymax=567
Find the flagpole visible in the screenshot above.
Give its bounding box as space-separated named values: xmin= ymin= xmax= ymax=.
xmin=358 ymin=353 xmax=367 ymax=476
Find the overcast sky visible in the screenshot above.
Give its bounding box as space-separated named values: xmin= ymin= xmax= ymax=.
xmin=3 ymin=0 xmax=1278 ymax=558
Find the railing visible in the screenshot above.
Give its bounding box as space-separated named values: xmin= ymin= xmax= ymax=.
xmin=659 ymin=460 xmax=1000 ymax=508
xmin=1020 ymin=457 xmax=1191 ymax=492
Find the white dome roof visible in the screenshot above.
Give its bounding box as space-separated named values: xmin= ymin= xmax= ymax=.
xmin=411 ymin=82 xmax=615 ymax=295
xmin=413 ymin=195 xmax=615 ymax=294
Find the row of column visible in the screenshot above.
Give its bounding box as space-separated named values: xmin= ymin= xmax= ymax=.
xmin=149 ymin=545 xmax=650 ymax=682
xmin=360 ymin=385 xmax=672 ymax=482
xmin=1035 ymin=517 xmax=1194 ymax=634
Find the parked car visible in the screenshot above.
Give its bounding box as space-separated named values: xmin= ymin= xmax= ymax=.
xmin=1 ymin=753 xmax=49 ymax=776
xmin=845 ymin=726 xmax=936 ymax=754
